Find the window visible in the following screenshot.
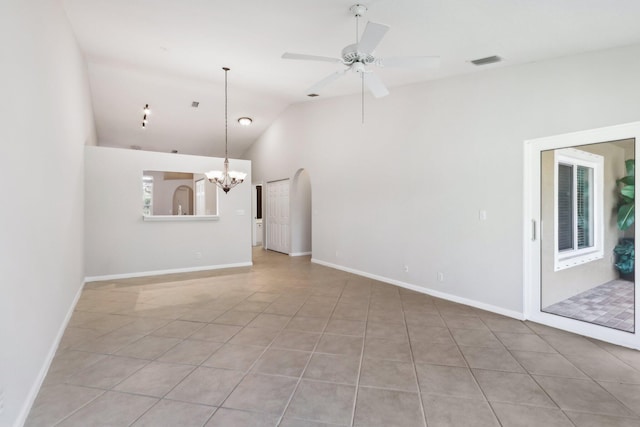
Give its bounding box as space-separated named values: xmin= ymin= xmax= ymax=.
xmin=554 ymin=148 xmax=604 ymax=271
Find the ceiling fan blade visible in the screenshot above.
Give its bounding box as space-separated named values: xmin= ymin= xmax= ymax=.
xmin=306 ymin=69 xmax=349 ymax=95
xmin=282 ymin=52 xmax=343 ymax=64
xmin=378 ymin=56 xmax=441 ymax=68
xmin=357 ymin=22 xmax=390 ymax=54
xmin=363 ymin=72 xmax=389 ymax=98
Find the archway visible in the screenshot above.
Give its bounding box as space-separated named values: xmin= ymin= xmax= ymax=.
xmin=172 ymin=185 xmax=193 ymax=215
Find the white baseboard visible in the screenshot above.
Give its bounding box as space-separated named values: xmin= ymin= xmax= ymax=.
xmin=85 ymin=262 xmax=253 ymax=283
xmin=289 ymin=252 xmax=312 ymax=257
xmin=14 ymin=280 xmax=85 ymax=427
xmin=311 ymin=258 xmax=524 ymax=320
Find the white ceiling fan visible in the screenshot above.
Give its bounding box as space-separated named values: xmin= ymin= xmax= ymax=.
xmin=282 ymin=3 xmax=440 ymax=99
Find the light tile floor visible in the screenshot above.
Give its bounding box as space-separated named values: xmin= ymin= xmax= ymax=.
xmin=26 ymin=248 xmax=640 ymax=426
xmin=544 ymin=279 xmax=635 ymax=333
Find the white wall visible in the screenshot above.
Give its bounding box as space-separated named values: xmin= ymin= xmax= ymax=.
xmin=85 ymin=146 xmax=252 ymax=279
xmin=244 ymin=43 xmax=640 ymax=315
xmin=0 ymin=0 xmax=96 ymax=425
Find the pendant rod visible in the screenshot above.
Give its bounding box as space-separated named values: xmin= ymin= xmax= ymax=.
xmin=223 ymin=67 xmax=229 ymax=161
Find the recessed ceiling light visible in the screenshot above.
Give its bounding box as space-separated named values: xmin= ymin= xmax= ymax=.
xmin=237 ymin=117 xmax=252 ymax=126
xmin=470 ymin=55 xmax=502 ymax=66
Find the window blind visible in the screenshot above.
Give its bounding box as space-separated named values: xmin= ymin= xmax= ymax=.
xmin=558 ymin=164 xmax=573 ymax=251
xmin=576 ymin=166 xmax=593 ymax=249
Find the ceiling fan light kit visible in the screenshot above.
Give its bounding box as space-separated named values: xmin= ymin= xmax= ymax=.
xmin=205 ymin=67 xmax=247 ymax=194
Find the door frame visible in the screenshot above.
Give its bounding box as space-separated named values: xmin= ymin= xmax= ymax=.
xmin=252 ymin=182 xmax=263 ymax=247
xmin=524 ymin=121 xmax=640 ymax=349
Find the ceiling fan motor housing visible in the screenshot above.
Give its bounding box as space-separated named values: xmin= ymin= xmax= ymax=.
xmin=342 ymin=44 xmax=376 ymax=65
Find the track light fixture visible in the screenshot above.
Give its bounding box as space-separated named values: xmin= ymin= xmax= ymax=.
xmin=141 ymin=104 xmax=150 ymax=128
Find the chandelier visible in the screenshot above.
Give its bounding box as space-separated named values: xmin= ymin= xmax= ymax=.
xmin=205 ymin=67 xmax=247 ymax=193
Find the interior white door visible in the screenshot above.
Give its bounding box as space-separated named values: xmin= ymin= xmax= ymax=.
xmin=266 ymin=179 xmax=290 ymax=254
xmin=524 ymin=122 xmax=640 ymax=349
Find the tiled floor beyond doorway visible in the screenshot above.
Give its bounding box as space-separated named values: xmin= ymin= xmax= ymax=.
xmin=544 ymin=279 xmax=635 ymax=333
xmin=26 ymin=248 xmax=640 ymax=426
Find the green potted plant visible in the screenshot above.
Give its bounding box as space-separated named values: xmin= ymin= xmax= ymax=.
xmin=614 ymin=159 xmax=635 ymax=280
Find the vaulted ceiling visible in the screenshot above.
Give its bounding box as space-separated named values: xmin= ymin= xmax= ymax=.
xmin=63 ymin=0 xmax=640 ymax=158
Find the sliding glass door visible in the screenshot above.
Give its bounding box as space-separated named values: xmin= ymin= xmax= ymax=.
xmin=525 ymin=123 xmax=640 ymax=349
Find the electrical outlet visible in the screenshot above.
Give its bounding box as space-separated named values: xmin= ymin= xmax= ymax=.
xmin=479 ymin=210 xmax=487 ymax=221
xmin=195 ymin=251 xmax=202 ymax=259
xmin=437 ymin=272 xmax=445 ymax=282
xmin=403 ymin=265 xmax=409 ymax=273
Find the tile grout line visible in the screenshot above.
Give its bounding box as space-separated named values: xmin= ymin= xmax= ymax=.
xmin=347 ymin=283 xmax=373 ymax=427
xmin=63 ymin=315 xmax=213 ymax=426
xmin=399 ymin=291 xmax=430 ymax=427
xmin=437 ymin=304 xmax=505 ymax=427
xmin=106 ymin=290 xmax=289 ymax=426
xmin=50 ymin=388 xmax=108 ymax=427
xmin=50 ymin=314 xmax=179 ymax=426
xmin=588 ymin=336 xmax=640 ymax=373
xmin=519 ymin=331 xmax=589 ymax=417
xmin=526 ymin=331 xmax=640 ymax=420
xmin=197 ymin=291 xmax=315 ymax=426
xmin=50 ymin=274 xmax=268 ymax=425
xmin=275 ymin=279 xmax=351 ymax=427
xmin=483 ymin=318 xmax=612 ymax=426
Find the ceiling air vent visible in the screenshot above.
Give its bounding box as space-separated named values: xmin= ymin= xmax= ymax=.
xmin=471 ymin=55 xmax=502 ymax=66
xmin=191 ymin=101 xmax=200 ymax=108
